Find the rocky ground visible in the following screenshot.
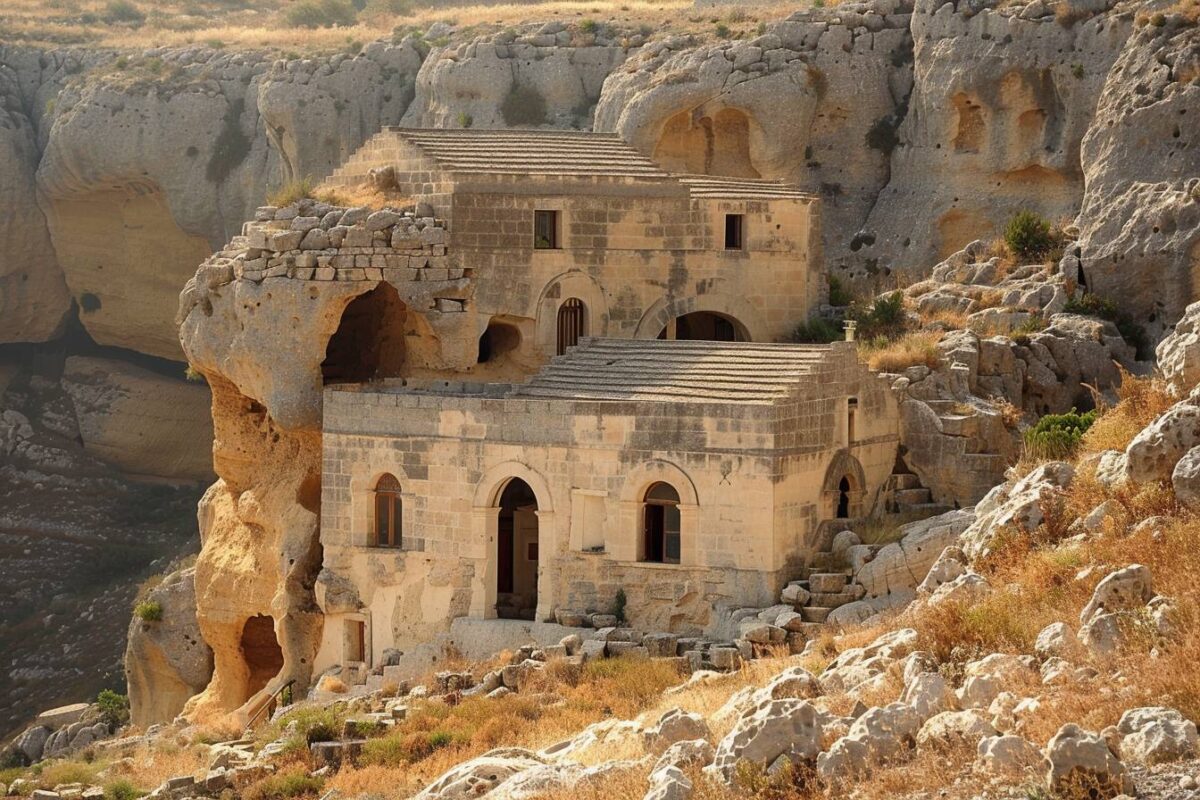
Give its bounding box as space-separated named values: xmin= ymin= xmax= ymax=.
xmin=0 ymin=338 xmax=203 ymax=739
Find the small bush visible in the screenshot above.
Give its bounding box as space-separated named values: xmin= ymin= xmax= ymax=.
xmin=714 ymin=22 xmax=731 ymax=37
xmin=848 ymin=291 xmax=906 ymax=339
xmin=579 ymin=18 xmax=597 ymax=33
xmin=96 ymin=690 xmax=130 ymax=729
xmin=102 ymin=0 xmax=145 ymax=24
xmin=134 ymin=600 xmax=163 ymax=622
xmin=828 ymin=274 xmax=853 ymax=307
xmin=500 ymin=85 xmax=547 ymax=127
xmin=103 ymin=779 xmax=144 ymax=800
xmin=610 ymin=588 xmax=627 ymax=623
xmin=788 ymin=316 xmax=841 ymax=344
xmin=243 ymin=767 xmax=323 ymax=800
xmin=1023 ymin=408 xmax=1097 ymax=460
xmin=1003 ymin=210 xmax=1055 ymax=262
xmin=456 ymin=111 xmax=473 ymax=128
xmin=184 ymin=364 xmax=205 ymax=383
xmin=361 ymin=0 xmax=412 ymax=14
xmin=284 ymin=0 xmax=356 ymax=29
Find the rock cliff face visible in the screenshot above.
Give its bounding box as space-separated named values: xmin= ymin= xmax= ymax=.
xmin=1074 ymin=19 xmax=1200 ymax=339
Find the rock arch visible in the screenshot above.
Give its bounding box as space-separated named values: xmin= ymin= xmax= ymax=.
xmin=634 ymin=293 xmax=763 ymax=342
xmin=652 ymin=107 xmax=761 ymax=178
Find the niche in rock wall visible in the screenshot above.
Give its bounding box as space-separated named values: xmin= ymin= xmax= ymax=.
xmin=937 ymin=208 xmax=993 ymax=260
xmin=652 ymin=108 xmax=761 ymax=178
xmin=997 ymin=70 xmax=1065 ymax=166
xmin=321 ymin=282 xmax=408 ymax=384
xmin=477 ymin=318 xmax=522 ymax=364
xmin=239 ymin=615 xmax=284 ymax=700
xmin=952 ymin=93 xmax=985 ymax=154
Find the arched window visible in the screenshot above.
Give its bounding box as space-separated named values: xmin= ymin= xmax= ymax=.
xmin=556 ymin=298 xmax=586 ymax=355
xmin=643 ymin=482 xmax=681 ymax=564
xmin=373 ymin=474 xmax=402 ymax=547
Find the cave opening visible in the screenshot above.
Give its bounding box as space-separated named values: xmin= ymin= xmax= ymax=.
xmin=239 ymin=615 xmax=284 ymax=700
xmin=477 ymin=319 xmax=522 ymax=364
xmin=321 ymin=282 xmax=408 ymax=385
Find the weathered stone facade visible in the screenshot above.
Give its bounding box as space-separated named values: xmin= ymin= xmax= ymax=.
xmin=313 ymin=339 xmax=898 ymax=676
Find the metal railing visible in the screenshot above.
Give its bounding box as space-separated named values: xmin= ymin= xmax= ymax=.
xmin=245 ymin=679 xmax=296 ymax=731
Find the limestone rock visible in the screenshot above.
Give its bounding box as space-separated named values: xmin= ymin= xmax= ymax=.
xmin=1158 ymin=301 xmax=1200 ymax=395
xmin=709 ymin=699 xmax=823 ymax=785
xmin=642 ymin=709 xmax=710 ymax=755
xmin=1079 ymin=564 xmax=1153 ymax=624
xmin=1171 ymin=446 xmax=1200 ymax=510
xmin=652 ymin=739 xmax=715 ymax=775
xmin=902 ymin=672 xmax=955 ymax=721
xmin=961 ymin=461 xmax=1074 ymax=560
xmin=1116 ymin=707 xmax=1198 ymax=765
xmin=853 ymin=510 xmax=975 ymax=611
xmin=1035 ymin=622 xmax=1074 ymax=660
xmin=125 ymin=567 xmax=213 ymax=728
xmin=1044 ymin=723 xmax=1133 ymax=799
xmin=916 ymin=710 xmax=998 ymax=751
xmin=976 ymin=734 xmax=1044 ymax=777
xmin=61 ymin=356 xmax=214 ymax=482
xmin=644 ymin=765 xmax=693 ymax=800
xmin=414 ymin=748 xmax=546 ymax=800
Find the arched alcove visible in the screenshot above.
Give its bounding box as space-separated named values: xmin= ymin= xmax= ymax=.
xmin=321 ymin=282 xmax=408 ymax=384
xmin=652 ymin=107 xmax=761 ymax=178
xmin=658 ymin=311 xmax=750 ymax=342
xmin=239 ymin=615 xmax=283 ymax=701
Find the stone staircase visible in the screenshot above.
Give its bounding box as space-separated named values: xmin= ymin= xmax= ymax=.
xmin=778 ymin=551 xmax=865 ymax=635
xmin=884 ymin=471 xmax=952 ymax=517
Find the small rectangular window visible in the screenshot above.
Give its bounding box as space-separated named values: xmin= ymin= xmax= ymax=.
xmin=534 ymin=210 xmax=559 ymax=249
xmin=724 ymin=214 xmax=744 ymax=250
xmin=848 ymin=397 xmax=858 ymax=444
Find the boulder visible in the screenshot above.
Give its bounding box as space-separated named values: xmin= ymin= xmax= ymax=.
xmin=1044 ymin=723 xmax=1133 ymax=799
xmin=1035 ymin=622 xmax=1074 ymax=660
xmin=709 ymin=700 xmax=823 ymax=785
xmin=125 ymin=567 xmax=213 ymax=728
xmin=976 ymin=734 xmax=1044 ymax=777
xmin=414 ymin=748 xmax=546 ymax=800
xmin=652 ymin=739 xmax=715 ymax=775
xmin=644 ymin=765 xmax=692 ymax=800
xmin=902 ymin=672 xmax=955 ymax=721
xmin=1124 ymin=402 xmax=1200 ymax=485
xmin=916 ymin=710 xmax=998 ymax=751
xmin=1080 ymin=565 xmax=1153 ymax=624
xmin=1116 ymin=707 xmax=1198 ymax=765
xmin=1171 ymin=446 xmax=1200 ymax=510
xmin=642 ymin=709 xmax=710 ymax=755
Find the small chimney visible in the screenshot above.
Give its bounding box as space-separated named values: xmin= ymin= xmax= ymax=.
xmin=843 ymin=319 xmax=858 ymax=343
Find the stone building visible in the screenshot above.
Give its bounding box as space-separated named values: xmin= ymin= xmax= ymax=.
xmin=313 ymin=337 xmax=899 ymax=675
xmin=316 ymin=128 xmax=823 ymax=383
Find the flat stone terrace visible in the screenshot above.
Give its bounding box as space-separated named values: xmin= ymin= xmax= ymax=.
xmin=510 ymin=338 xmax=839 ymax=404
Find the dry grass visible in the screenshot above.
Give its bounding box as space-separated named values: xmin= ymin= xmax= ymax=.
xmin=1 ymin=0 xmax=810 ymax=51
xmin=859 ymin=330 xmax=943 ymax=373
xmin=1077 ymin=371 xmax=1174 ymax=457
xmin=917 ymin=307 xmax=969 ymax=330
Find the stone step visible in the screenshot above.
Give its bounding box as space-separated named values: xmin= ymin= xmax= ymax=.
xmin=809 ymin=589 xmax=865 ymax=608
xmin=807 ymin=554 xmax=852 ymax=573
xmin=891 ymin=473 xmax=923 ymax=490
xmin=801 ymin=606 xmax=832 ymax=623
xmin=894 ymin=487 xmax=932 ymax=506
xmin=808 ymin=573 xmax=850 ymax=593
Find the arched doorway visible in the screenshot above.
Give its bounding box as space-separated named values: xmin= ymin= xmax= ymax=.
xmin=837 ymin=477 xmax=851 ymax=519
xmin=658 ymin=311 xmax=749 ymax=342
xmin=556 ymin=298 xmax=587 ymax=355
xmin=239 ymin=615 xmax=283 ymax=700
xmin=322 ymin=283 xmax=408 ymax=384
xmin=496 ymin=478 xmax=538 ymax=620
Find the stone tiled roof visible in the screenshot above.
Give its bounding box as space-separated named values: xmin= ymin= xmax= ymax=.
xmin=511 ymin=338 xmax=836 ymax=404
xmin=676 ymin=174 xmax=814 ymax=201
xmin=385 ymin=129 xmax=813 ymax=200
xmin=387 ymin=128 xmax=673 ymax=179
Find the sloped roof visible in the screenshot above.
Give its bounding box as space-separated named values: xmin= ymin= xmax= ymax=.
xmin=386 ymin=128 xmax=672 ymax=180
xmin=676 ymin=174 xmax=814 ymax=201
xmin=510 ymin=338 xmax=837 ymax=405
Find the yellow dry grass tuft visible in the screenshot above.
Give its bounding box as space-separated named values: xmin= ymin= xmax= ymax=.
xmin=1078 ymin=370 xmax=1175 ymax=457
xmin=859 ymin=330 xmax=943 ymax=373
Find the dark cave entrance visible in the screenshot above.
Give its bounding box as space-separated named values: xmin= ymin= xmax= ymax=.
xmin=240 ymin=615 xmax=284 ymax=699
xmin=321 ymin=282 xmax=408 ymax=384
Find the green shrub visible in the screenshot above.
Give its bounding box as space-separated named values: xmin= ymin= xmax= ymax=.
xmin=285 ymin=0 xmax=356 ymax=29
xmin=103 ymin=779 xmax=144 ymax=800
xmin=610 ymin=588 xmax=627 ymax=623
xmin=134 ymin=600 xmax=163 ymax=621
xmin=102 ymin=0 xmax=145 ymax=24
xmin=828 ymin=274 xmax=853 ymax=307
xmin=361 ymin=729 xmax=458 ymax=765
xmin=1023 ymin=408 xmax=1097 ymax=459
xmin=714 ymin=22 xmax=731 ymax=37
xmin=184 ymin=365 xmax=206 ymax=383
xmin=96 ymin=690 xmax=130 ymax=729
xmin=848 ymin=291 xmax=906 ymax=340
xmin=788 ymin=317 xmax=841 ymax=344
xmin=362 ymin=0 xmax=412 ymax=14
xmin=500 ymin=85 xmax=546 ymax=127
xmin=1003 ymin=210 xmax=1056 ymax=262
xmin=579 ymin=18 xmax=598 ymax=33
xmin=456 ymin=111 xmax=473 ymax=128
